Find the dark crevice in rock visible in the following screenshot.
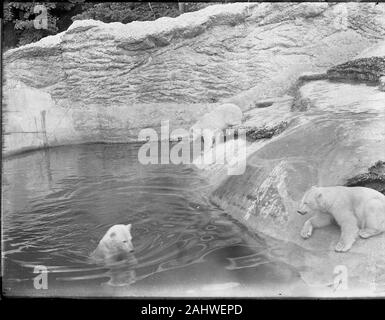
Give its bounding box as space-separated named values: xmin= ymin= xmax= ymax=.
xmin=345 ymin=160 xmax=385 ymax=195
xmin=254 ymin=101 xmax=274 ymax=109
xmin=235 ymin=121 xmax=289 ymax=141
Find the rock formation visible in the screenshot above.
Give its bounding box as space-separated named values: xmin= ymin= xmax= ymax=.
xmin=4 ymin=2 xmax=385 ymax=155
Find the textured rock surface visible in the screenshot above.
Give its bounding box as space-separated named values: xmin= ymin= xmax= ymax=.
xmin=234 ymin=96 xmax=293 ymax=140
xmin=327 ymin=56 xmax=385 ymax=83
xmin=4 ymin=2 xmax=385 ymax=155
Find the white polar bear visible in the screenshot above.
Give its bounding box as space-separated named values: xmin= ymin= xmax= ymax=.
xmin=91 ymin=224 xmax=134 ymax=265
xmin=298 ymin=186 xmax=385 ymax=252
xmin=190 ymin=103 xmax=243 ymax=142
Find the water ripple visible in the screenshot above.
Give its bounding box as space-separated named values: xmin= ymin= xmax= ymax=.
xmin=3 ymin=143 xmax=300 ymax=295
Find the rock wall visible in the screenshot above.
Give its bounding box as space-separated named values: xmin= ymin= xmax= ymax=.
xmin=4 ymin=2 xmax=385 ymax=156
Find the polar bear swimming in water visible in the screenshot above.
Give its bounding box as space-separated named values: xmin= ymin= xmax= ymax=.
xmin=91 ymin=224 xmax=134 ymax=265
xmin=298 ymin=186 xmax=385 ymax=252
xmin=190 ymin=103 xmax=243 ymax=143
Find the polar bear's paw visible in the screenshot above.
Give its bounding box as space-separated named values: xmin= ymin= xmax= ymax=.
xmin=359 ymin=228 xmax=382 ymax=239
xmin=300 ymin=221 xmax=313 ymax=239
xmin=334 ymin=240 xmax=352 ymax=252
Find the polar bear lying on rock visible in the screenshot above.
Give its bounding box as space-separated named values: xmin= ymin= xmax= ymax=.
xmin=190 ymin=103 xmax=243 ymax=142
xmin=298 ymin=186 xmax=385 ymax=252
xmin=91 ymin=224 xmax=134 ymax=265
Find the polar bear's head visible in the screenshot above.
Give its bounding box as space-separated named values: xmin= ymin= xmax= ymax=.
xmin=91 ymin=224 xmax=133 ymax=265
xmin=297 ymin=186 xmax=325 ymax=215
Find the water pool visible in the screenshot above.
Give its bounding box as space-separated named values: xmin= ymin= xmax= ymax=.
xmin=2 ymin=143 xmax=305 ymax=297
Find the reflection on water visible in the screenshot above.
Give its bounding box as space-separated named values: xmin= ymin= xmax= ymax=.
xmin=3 ymin=143 xmax=305 ymax=297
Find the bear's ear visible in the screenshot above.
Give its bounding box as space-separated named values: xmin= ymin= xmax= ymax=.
xmin=126 ymin=224 xmax=132 ymax=233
